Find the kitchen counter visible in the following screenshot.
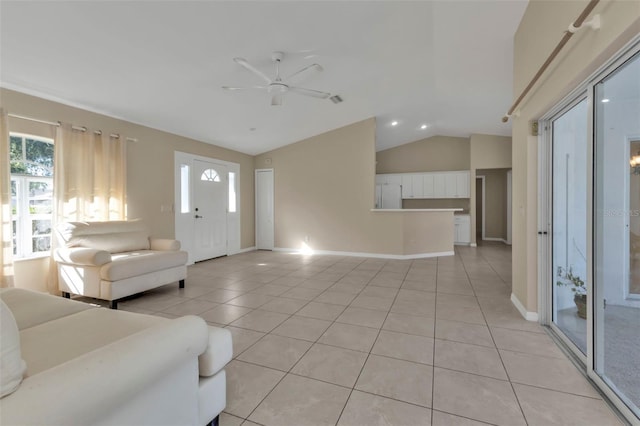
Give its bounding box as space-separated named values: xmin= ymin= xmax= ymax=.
xmin=370 ymin=208 xmax=463 ymax=212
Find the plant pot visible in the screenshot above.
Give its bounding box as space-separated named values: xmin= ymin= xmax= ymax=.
xmin=574 ymin=294 xmax=587 ymax=319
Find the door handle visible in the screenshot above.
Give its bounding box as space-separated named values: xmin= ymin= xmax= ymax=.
xmin=195 ymin=215 xmax=204 ymax=219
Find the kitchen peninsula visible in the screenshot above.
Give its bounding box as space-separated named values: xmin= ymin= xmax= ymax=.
xmin=370 ymin=208 xmax=463 ymax=258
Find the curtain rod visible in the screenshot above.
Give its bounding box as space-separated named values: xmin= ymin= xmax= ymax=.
xmin=8 ymin=112 xmax=137 ymax=142
xmin=502 ymin=0 xmax=601 ymax=122
xmin=8 ymin=113 xmax=60 ymax=127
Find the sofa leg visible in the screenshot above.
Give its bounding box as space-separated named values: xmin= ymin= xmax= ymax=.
xmin=206 ymin=415 xmax=219 ymax=426
xmin=109 ymin=300 xmax=118 ymax=310
xmin=62 ymin=292 xmax=70 ymax=299
xmin=179 ymin=279 xmax=185 ymax=289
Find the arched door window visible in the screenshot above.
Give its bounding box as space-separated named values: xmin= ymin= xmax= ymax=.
xmin=201 ymin=169 xmax=221 ymax=182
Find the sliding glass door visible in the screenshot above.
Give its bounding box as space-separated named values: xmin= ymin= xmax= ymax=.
xmin=542 ymin=42 xmax=640 ymax=423
xmin=551 ymin=99 xmax=588 ymax=354
xmin=593 ymin=50 xmax=640 ymax=418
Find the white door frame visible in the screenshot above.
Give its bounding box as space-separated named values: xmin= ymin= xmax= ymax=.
xmin=475 ymin=176 xmax=486 ymax=241
xmin=255 ymin=169 xmax=274 ymax=250
xmin=624 ymin=135 xmax=640 ymax=301
xmin=174 ymin=151 xmax=241 ymax=264
xmin=506 ymin=170 xmax=512 ymax=245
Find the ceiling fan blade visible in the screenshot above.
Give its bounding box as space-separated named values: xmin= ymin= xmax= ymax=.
xmin=271 ymin=93 xmax=283 ymax=106
xmin=286 ymin=63 xmax=323 ymax=81
xmin=289 ymin=86 xmax=331 ymax=99
xmin=233 ymin=57 xmax=272 ymax=84
xmin=222 ymin=86 xmax=266 ymax=91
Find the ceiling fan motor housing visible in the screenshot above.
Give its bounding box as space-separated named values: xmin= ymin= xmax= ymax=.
xmin=272 ymin=51 xmax=284 ymax=62
xmin=268 ymin=82 xmax=289 ymax=93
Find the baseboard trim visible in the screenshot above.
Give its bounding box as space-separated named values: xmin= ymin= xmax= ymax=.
xmin=510 ymin=293 xmax=539 ymax=322
xmin=273 ymin=247 xmax=455 ymax=260
xmin=237 ymin=246 xmax=257 ymax=254
xmin=470 ymin=243 xmax=478 ymax=247
xmin=483 ymin=237 xmax=510 ymax=244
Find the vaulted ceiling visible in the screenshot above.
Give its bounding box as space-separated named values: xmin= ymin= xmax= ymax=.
xmin=0 ymin=1 xmax=527 ymax=155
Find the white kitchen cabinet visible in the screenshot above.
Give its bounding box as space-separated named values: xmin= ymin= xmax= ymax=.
xmin=376 ymin=171 xmax=470 ymax=199
xmin=454 ymin=214 xmax=471 ymax=244
xmin=411 ymin=174 xmax=424 ymax=198
xmin=422 ymin=174 xmax=434 ymax=198
xmin=434 ymin=174 xmax=446 ymax=198
xmin=443 ymin=171 xmax=470 ymax=198
xmin=401 ymin=174 xmax=413 ymax=198
xmin=444 ymin=173 xmax=457 ymax=197
xmin=376 ymin=174 xmax=402 ymax=185
xmin=455 ymin=172 xmax=470 ymax=197
xmin=387 ymin=174 xmax=402 ymax=185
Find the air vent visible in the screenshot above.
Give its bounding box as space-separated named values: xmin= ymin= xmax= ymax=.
xmin=329 ymin=95 xmax=343 ymax=104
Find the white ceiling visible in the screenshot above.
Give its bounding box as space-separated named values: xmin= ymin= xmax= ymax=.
xmin=0 ymin=1 xmax=527 ymax=155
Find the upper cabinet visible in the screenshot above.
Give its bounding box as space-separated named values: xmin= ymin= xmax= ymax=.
xmin=376 ymin=171 xmax=470 ymax=199
xmin=454 ymin=172 xmax=470 ymax=198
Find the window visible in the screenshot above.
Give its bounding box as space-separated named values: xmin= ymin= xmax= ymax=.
xmin=10 ymin=133 xmax=54 ymax=258
xmin=201 ymin=168 xmax=221 ymax=182
xmin=180 ymin=164 xmax=190 ymax=213
xmin=228 ymin=171 xmax=237 ymax=213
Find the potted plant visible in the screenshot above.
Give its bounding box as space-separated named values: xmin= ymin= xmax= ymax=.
xmin=556 ymin=266 xmax=586 ymax=319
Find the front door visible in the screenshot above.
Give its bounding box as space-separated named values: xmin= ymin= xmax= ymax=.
xmin=193 ymin=159 xmax=228 ymax=262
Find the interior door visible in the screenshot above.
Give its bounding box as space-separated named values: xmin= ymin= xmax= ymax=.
xmin=193 ymin=159 xmax=227 ymax=262
xmin=256 ymin=169 xmax=274 ymax=250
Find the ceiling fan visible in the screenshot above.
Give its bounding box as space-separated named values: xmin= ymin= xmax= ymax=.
xmin=222 ymin=51 xmax=331 ymax=106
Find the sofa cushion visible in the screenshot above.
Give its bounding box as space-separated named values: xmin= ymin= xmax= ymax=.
xmin=100 ymin=250 xmax=189 ymax=281
xmin=0 ymin=299 xmax=27 ymax=398
xmin=58 ymin=221 xmax=150 ymax=253
xmin=71 ymin=231 xmax=150 ymax=253
xmin=19 ymin=309 xmax=165 ymax=376
xmin=0 ymin=288 xmax=94 ymax=331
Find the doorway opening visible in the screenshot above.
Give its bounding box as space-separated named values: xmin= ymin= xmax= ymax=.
xmin=475 ymin=176 xmax=485 ymax=242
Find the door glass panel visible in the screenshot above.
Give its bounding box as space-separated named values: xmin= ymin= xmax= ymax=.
xmin=180 ymin=164 xmax=190 ymax=213
xmin=552 ymin=98 xmax=588 ymax=354
xmin=594 ymin=51 xmax=640 ymax=417
xmin=630 ymin=138 xmax=640 ymax=297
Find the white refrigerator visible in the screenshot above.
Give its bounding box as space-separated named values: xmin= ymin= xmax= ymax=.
xmin=375 ymin=184 xmax=402 ymax=209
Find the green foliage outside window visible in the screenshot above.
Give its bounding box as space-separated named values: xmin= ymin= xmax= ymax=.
xmin=10 ymin=135 xmax=54 ymax=177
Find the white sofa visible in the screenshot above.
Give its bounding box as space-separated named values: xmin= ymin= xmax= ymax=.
xmin=54 ymin=220 xmax=188 ymax=309
xmin=0 ymin=288 xmax=232 ymax=426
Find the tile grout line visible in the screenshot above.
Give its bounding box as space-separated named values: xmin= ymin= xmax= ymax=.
xmin=333 ymin=258 xmax=411 ymax=426
xmin=148 ymin=250 xmax=543 ymax=425
xmin=430 ymin=254 xmax=440 ymax=426
xmin=458 ymin=245 xmax=530 ymax=426
xmin=236 ymin=256 xmax=373 ymax=424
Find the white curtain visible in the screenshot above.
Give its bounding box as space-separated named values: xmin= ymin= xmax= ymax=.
xmin=47 ymin=124 xmax=127 ymax=293
xmin=0 ymin=110 xmax=14 ymax=288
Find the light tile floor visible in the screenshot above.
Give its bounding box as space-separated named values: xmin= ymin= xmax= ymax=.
xmin=112 ymin=243 xmax=623 ymax=426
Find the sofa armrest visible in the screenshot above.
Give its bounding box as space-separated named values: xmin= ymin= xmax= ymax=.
xmin=199 ymin=326 xmax=233 ymax=377
xmin=54 ymin=247 xmax=112 ymax=266
xmin=0 ymin=315 xmax=208 ymax=426
xmin=150 ymin=238 xmax=181 ymax=251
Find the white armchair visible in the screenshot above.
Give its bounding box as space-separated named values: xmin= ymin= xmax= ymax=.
xmin=54 ymin=220 xmax=188 ymax=308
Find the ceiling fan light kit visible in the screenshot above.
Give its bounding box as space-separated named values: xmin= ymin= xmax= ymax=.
xmin=223 ymin=51 xmax=332 ymax=106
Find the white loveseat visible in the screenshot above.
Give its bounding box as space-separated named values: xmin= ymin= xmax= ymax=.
xmin=0 ymin=288 xmax=232 ymax=426
xmin=54 ymin=220 xmax=188 ymax=309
